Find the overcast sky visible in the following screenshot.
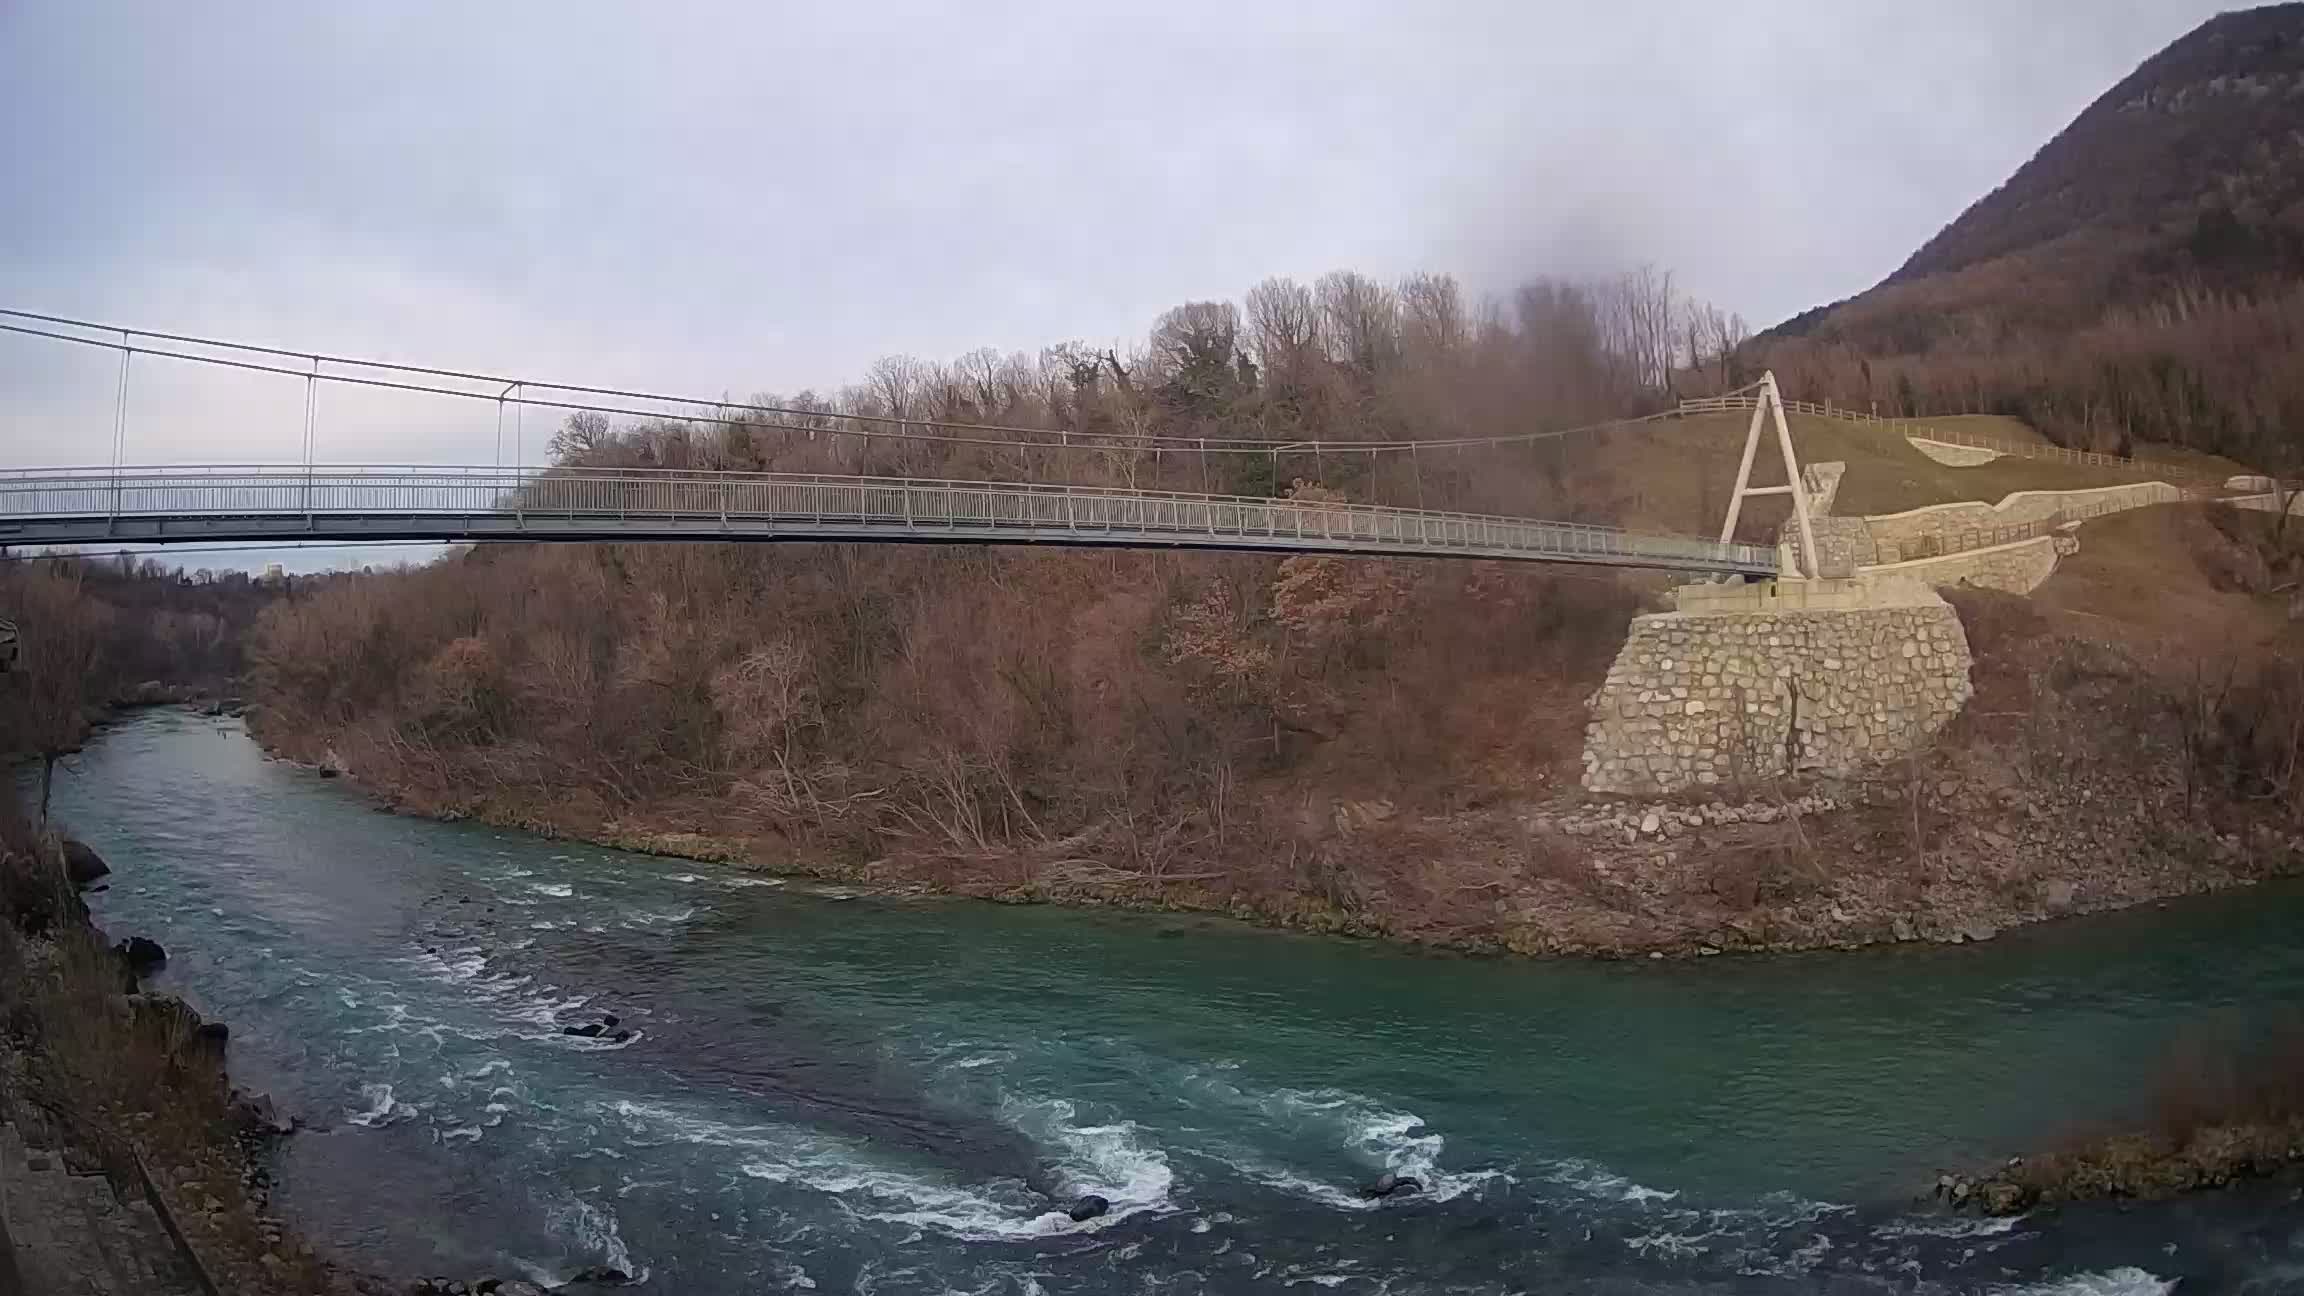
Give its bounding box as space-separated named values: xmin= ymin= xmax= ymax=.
xmin=0 ymin=0 xmax=2242 ymax=552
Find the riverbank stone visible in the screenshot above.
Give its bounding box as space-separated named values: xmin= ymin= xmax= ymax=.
xmin=116 ymin=935 xmax=167 ymax=977
xmin=1360 ymin=1172 xmax=1423 ymax=1199
xmin=61 ymin=838 xmax=109 ymax=887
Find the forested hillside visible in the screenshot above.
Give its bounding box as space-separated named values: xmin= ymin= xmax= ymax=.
xmin=246 ymin=268 xmax=1730 ymax=941
xmin=1758 ymin=4 xmax=2304 ymax=469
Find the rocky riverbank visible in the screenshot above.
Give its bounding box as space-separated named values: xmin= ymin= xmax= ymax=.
xmin=0 ymin=831 xmax=344 ymax=1294
xmin=0 ymin=829 xmax=638 ymax=1296
xmin=1937 ymin=1119 xmax=2304 ymax=1216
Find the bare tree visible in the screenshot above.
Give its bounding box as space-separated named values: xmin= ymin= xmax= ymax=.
xmin=1399 ymin=271 xmax=1469 ymax=366
xmin=547 ymin=410 xmax=614 ymax=464
xmin=1245 ymin=277 xmax=1320 ymax=376
xmin=0 ymin=566 xmax=110 ymax=829
xmin=1316 ymin=270 xmax=1400 ymax=376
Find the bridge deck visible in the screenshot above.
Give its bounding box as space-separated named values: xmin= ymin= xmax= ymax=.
xmin=0 ymin=467 xmax=1779 ymax=576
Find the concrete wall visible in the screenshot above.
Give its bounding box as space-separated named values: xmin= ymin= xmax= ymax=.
xmin=1582 ymin=589 xmax=1974 ymax=795
xmin=1908 ymin=438 xmax=2004 ymax=466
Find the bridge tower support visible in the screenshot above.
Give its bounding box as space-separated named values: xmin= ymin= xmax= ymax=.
xmin=1716 ymin=371 xmax=1820 ymax=579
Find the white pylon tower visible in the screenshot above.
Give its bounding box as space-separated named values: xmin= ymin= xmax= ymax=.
xmin=1717 ymin=371 xmax=1821 ymax=580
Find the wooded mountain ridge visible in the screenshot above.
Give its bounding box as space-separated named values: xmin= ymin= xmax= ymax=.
xmin=1756 ymin=3 xmax=2304 ymax=469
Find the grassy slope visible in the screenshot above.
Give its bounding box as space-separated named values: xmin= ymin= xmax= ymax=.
xmin=2030 ymin=502 xmax=2294 ymax=652
xmin=1607 ymin=412 xmax=2201 ymax=539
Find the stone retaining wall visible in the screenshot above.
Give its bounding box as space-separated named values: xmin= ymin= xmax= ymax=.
xmin=1863 ymin=482 xmax=2186 ymax=554
xmin=1864 ymin=534 xmax=2070 ymax=596
xmin=1582 ymin=594 xmax=1973 ymax=795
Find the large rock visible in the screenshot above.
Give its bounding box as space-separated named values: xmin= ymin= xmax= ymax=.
xmin=1066 ymin=1194 xmax=1110 ymax=1222
xmin=62 ymin=838 xmax=110 ymax=887
xmin=230 ymin=1088 xmax=296 ymax=1137
xmin=1359 ymin=1172 xmax=1423 ymax=1199
xmin=117 ymin=935 xmax=167 ymax=976
xmin=1977 ymin=1181 xmax=2029 ymax=1215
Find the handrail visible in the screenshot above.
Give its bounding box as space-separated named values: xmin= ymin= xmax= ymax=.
xmin=0 ymin=463 xmax=1642 ymax=533
xmin=127 ymin=1146 xmax=226 ymax=1296
xmin=0 ymin=464 xmax=1779 ymax=574
xmin=11 ymin=1093 xmax=223 ymax=1296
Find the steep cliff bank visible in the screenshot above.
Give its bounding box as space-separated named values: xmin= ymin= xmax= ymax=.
xmin=0 ymin=823 xmax=341 ymax=1294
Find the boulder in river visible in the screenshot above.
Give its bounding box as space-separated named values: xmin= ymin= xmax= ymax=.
xmin=561 ymin=1023 xmax=606 ymax=1038
xmin=230 ymin=1088 xmax=297 ymax=1137
xmin=117 ymin=935 xmax=167 ymax=976
xmin=62 ymin=838 xmax=110 ymax=888
xmin=558 ymin=1267 xmax=632 ymax=1288
xmin=1360 ymin=1172 xmax=1423 ymax=1199
xmin=1066 ymin=1194 xmax=1111 ymax=1222
xmin=1978 ymin=1181 xmax=2028 ymax=1214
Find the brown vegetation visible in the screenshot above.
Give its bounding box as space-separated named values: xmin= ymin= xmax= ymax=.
xmin=0 ymin=555 xmax=278 ymax=823
xmin=0 ymin=806 xmax=339 ymax=1293
xmin=1756 ymin=6 xmax=2304 ymax=469
xmin=244 ymin=267 xmax=1759 ymax=945
xmin=1949 ymin=1027 xmax=2304 ymax=1214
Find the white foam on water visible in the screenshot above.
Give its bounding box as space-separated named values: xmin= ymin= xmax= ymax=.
xmin=1878 ymin=1213 xmax=2026 ymax=1240
xmin=1192 ymin=1081 xmax=1502 ymax=1208
xmin=615 ymin=1094 xmax=1171 ymax=1243
xmin=999 ymin=1095 xmax=1176 ymax=1224
xmin=440 ymin=1125 xmax=483 ymax=1145
xmin=621 ymin=905 xmax=697 ymax=928
xmin=346 ymin=1082 xmax=417 ymax=1128
xmin=666 ymin=873 xmax=703 ymax=883
xmin=1547 ymin=1159 xmax=1683 ymax=1206
xmin=721 ymin=876 xmax=782 ymax=889
xmin=541 ymin=1192 xmax=645 ymax=1285
xmin=503 ymin=993 xmax=595 ymax=1027
xmin=1993 ymin=1268 xmax=2176 ymax=1296
xmin=527 ymin=882 xmax=574 ymax=898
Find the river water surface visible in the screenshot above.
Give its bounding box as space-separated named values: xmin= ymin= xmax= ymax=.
xmin=49 ymin=711 xmax=2304 ymax=1293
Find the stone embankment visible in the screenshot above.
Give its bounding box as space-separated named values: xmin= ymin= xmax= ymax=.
xmin=1532 ymin=793 xmax=1843 ymax=842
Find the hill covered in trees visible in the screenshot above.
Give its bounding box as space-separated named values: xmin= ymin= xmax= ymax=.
xmin=1757 ymin=3 xmax=2304 ymax=470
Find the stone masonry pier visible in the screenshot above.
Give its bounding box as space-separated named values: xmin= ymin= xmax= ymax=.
xmin=1581 ymin=577 xmax=1974 ymax=795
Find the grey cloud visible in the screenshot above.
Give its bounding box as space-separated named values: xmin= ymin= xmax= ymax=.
xmin=0 ymin=0 xmax=2234 ymax=478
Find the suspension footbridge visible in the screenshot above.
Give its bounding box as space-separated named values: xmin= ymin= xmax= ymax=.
xmin=0 ymin=310 xmax=1781 ymax=576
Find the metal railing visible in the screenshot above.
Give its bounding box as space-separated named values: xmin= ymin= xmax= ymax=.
xmin=0 ymin=465 xmax=1780 ymax=576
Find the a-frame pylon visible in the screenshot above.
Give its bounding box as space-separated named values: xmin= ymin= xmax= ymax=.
xmin=1716 ymin=371 xmax=1820 ymax=579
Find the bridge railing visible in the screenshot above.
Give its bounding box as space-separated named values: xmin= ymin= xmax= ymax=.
xmin=0 ymin=465 xmax=1779 ymax=573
